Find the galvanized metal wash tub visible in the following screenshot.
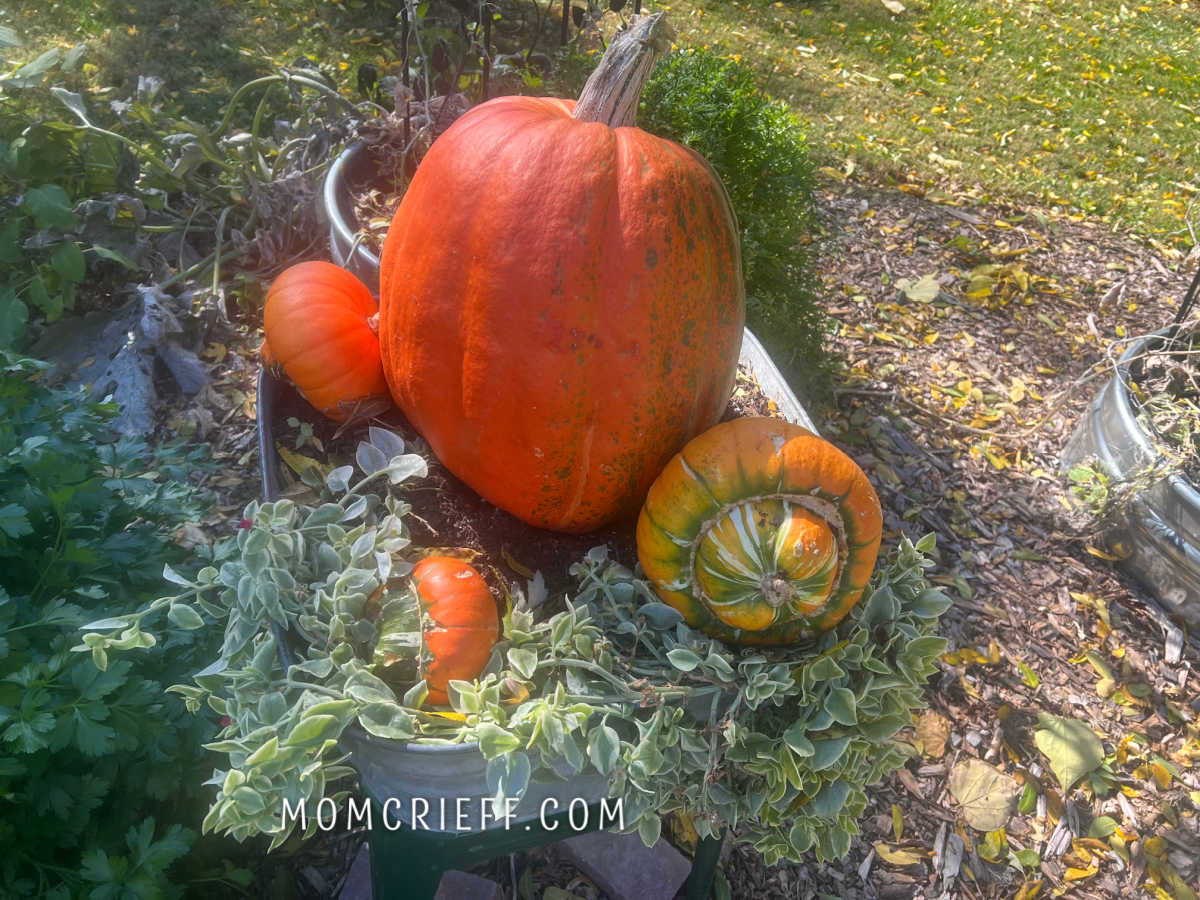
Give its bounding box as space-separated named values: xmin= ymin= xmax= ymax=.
xmin=1060 ymin=333 xmax=1200 ymax=628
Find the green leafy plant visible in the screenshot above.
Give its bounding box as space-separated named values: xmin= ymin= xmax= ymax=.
xmin=0 ymin=353 xmax=251 ymax=897
xmin=1065 ymin=460 xmax=1114 ymax=518
xmin=0 ymin=38 xmax=105 ymax=347
xmin=0 ymin=20 xmax=376 ymax=352
xmin=85 ymin=426 xmax=950 ymax=866
xmin=640 ymin=48 xmax=828 ymax=397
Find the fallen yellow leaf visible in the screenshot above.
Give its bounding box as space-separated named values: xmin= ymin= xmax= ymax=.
xmin=275 ymin=442 xmax=323 ymax=476
xmin=500 ymin=546 xmax=535 ymax=579
xmin=872 ymin=841 xmax=926 ymax=866
xmin=1149 ymin=761 xmax=1172 ymax=789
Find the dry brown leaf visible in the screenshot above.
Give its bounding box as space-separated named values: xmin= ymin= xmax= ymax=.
xmin=949 ymin=759 xmax=1021 ymax=831
xmin=915 ymin=710 xmax=951 ymax=758
xmin=171 ymin=522 xmax=210 ymax=549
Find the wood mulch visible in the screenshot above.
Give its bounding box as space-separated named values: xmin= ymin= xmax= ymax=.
xmin=705 ymin=178 xmax=1200 ymax=900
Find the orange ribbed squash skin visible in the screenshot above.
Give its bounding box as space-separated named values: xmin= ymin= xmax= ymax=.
xmin=262 ymin=261 xmax=390 ymax=422
xmin=636 ymin=417 xmax=883 ymax=646
xmin=413 ymin=557 xmax=500 ymax=706
xmin=378 ymin=96 xmax=745 ymax=533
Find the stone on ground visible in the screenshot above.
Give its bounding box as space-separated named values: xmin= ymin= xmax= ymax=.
xmin=556 ymin=830 xmax=691 ymax=900
xmin=433 ymin=870 xmax=505 ymax=900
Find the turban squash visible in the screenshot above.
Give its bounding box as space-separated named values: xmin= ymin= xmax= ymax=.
xmin=377 ymin=14 xmax=745 ymax=533
xmin=262 ymin=261 xmax=390 ymax=422
xmin=636 ymin=417 xmax=883 ymax=646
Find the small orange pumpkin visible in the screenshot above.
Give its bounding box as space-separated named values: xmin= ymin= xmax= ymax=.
xmin=410 ymin=557 xmax=500 ymax=705
xmin=636 ymin=417 xmax=883 ymax=646
xmin=262 ymin=261 xmax=390 ymax=422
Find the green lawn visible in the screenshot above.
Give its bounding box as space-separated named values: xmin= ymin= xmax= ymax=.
xmin=11 ymin=0 xmax=1200 ymax=247
xmin=663 ymin=0 xmax=1200 ymax=249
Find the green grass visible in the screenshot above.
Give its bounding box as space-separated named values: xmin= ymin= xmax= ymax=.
xmin=10 ymin=0 xmax=1200 ymax=246
xmin=663 ymin=0 xmax=1200 ymax=247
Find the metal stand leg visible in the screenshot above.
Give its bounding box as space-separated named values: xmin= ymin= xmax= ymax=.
xmin=684 ymin=830 xmax=725 ymax=900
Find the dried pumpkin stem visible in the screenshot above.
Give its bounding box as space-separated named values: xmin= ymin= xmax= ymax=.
xmin=572 ymin=13 xmax=675 ymax=128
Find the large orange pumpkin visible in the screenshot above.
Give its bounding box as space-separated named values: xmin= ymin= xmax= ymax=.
xmin=636 ymin=417 xmax=883 ymax=646
xmin=378 ymin=14 xmax=745 ymax=533
xmin=262 ymin=261 xmax=390 ymax=422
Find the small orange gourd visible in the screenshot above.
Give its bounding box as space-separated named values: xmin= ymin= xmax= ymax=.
xmin=410 ymin=557 xmax=500 ymax=705
xmin=262 ymin=261 xmax=390 ymax=422
xmin=636 ymin=417 xmax=883 ymax=646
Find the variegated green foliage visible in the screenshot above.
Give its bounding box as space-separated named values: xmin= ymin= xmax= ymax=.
xmin=558 ymin=535 xmax=950 ymax=864
xmin=82 ymin=427 xmax=949 ymax=864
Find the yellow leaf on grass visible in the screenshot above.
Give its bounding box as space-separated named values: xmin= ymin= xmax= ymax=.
xmin=1070 ymin=839 xmax=1093 ymax=864
xmin=892 ymin=804 xmax=904 ymax=841
xmin=1009 ymin=378 xmax=1027 ymax=403
xmin=1086 ymin=545 xmax=1122 ymax=561
xmin=897 ymin=274 xmax=942 ymax=303
xmin=1149 ymin=761 xmax=1172 ymax=789
xmin=1064 ymin=865 xmax=1099 ymax=881
xmin=873 ymin=842 xmax=925 ymax=866
xmin=1014 ymin=880 xmax=1044 ymax=900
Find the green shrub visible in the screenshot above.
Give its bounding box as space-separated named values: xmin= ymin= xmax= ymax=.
xmin=0 ymin=354 xmax=249 ymax=897
xmin=640 ymin=49 xmax=829 ymax=399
